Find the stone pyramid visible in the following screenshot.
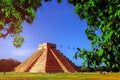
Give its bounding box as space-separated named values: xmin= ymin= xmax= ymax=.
xmin=14 ymin=43 xmax=79 ymax=73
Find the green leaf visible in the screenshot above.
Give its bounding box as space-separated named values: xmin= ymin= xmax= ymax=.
xmin=93 ymin=61 xmax=96 ymax=65
xmin=89 ymin=0 xmax=95 ymax=6
xmin=106 ymin=61 xmax=110 ymax=66
xmin=0 ymin=21 xmax=4 ymax=26
xmin=97 ymin=49 xmax=103 ymax=56
xmin=115 ymin=10 xmax=120 ymax=17
xmin=5 ymin=9 xmax=10 ymax=17
xmin=1 ymin=9 xmax=5 ymax=13
xmin=107 ymin=54 xmax=110 ymax=60
xmin=102 ymin=58 xmax=106 ymax=62
xmin=83 ymin=61 xmax=87 ymax=66
xmin=112 ymin=64 xmax=115 ymax=68
xmin=104 ymin=31 xmax=113 ymax=42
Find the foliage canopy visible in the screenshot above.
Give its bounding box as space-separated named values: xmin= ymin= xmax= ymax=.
xmin=0 ymin=0 xmax=44 ymax=47
xmin=69 ymin=0 xmax=120 ymax=68
xmin=0 ymin=0 xmax=58 ymax=47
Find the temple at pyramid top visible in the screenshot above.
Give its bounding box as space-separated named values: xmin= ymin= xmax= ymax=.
xmin=15 ymin=43 xmax=79 ymax=73
xmin=38 ymin=43 xmax=56 ymax=50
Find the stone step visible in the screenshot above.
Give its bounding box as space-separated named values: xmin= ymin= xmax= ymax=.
xmin=29 ymin=49 xmax=47 ymax=73
xmin=52 ymin=49 xmax=78 ymax=72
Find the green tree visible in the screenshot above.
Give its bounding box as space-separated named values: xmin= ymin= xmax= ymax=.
xmin=0 ymin=0 xmax=42 ymax=47
xmin=0 ymin=0 xmax=60 ymax=47
xmin=75 ymin=48 xmax=101 ymax=68
xmin=69 ymin=0 xmax=120 ymax=68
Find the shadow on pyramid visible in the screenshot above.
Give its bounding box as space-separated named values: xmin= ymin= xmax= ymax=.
xmin=14 ymin=43 xmax=79 ymax=73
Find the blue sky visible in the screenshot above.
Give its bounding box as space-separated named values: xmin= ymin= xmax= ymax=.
xmin=0 ymin=1 xmax=91 ymax=66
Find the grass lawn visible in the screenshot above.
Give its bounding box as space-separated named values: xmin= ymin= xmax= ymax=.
xmin=0 ymin=72 xmax=120 ymax=80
